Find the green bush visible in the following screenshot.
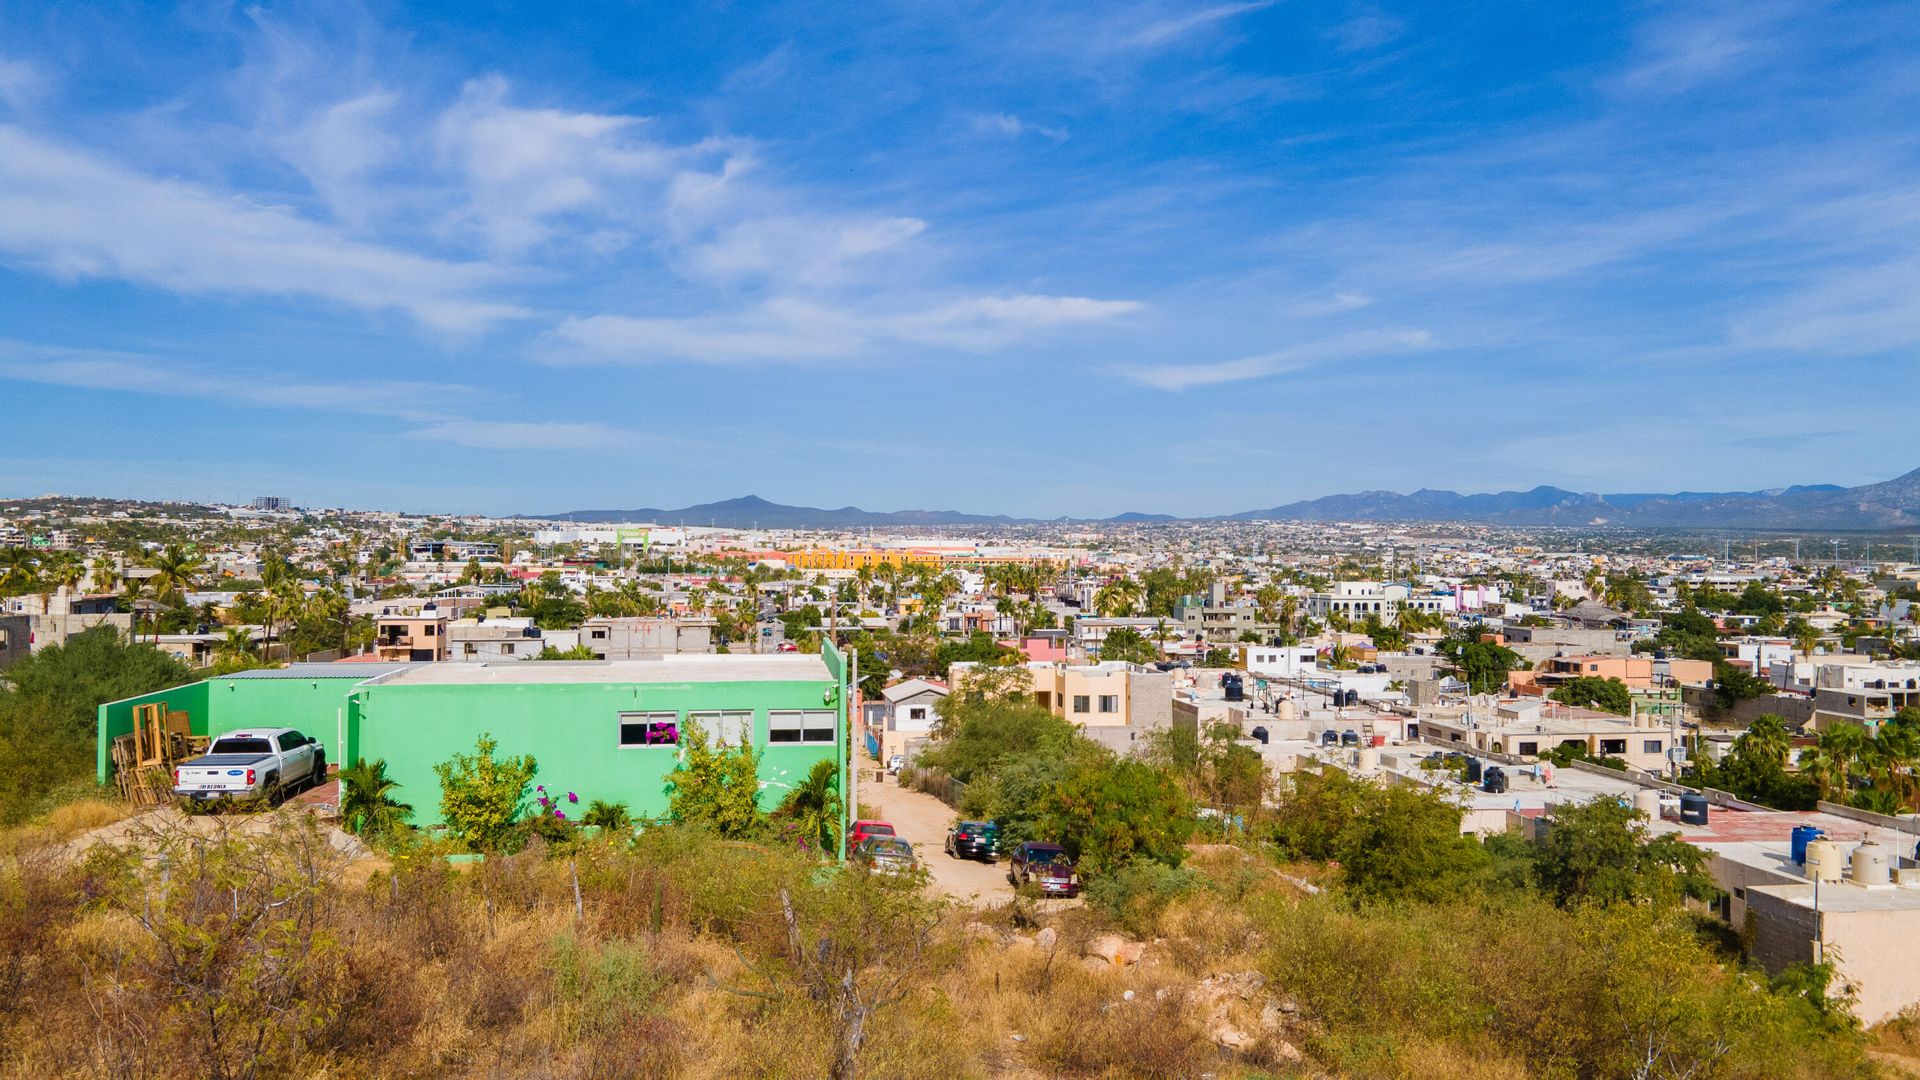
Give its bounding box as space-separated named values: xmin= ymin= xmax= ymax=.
xmin=1084 ymin=860 xmax=1196 ymax=936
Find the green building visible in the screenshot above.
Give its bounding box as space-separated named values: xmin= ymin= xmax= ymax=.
xmin=99 ymin=647 xmax=852 ymax=844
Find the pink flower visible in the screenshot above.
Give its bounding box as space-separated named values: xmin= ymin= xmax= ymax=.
xmin=536 ymin=785 xmax=546 ymax=792
xmin=567 ymin=792 xmax=578 ymax=803
xmin=554 ymin=810 xmax=566 ymax=820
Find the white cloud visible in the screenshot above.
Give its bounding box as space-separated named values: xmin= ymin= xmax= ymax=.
xmin=0 ymin=339 xmax=641 ymax=453
xmin=1327 ymin=14 xmax=1404 ymax=53
xmin=434 ymin=76 xmax=699 ymax=254
xmin=402 ymin=419 xmax=639 ymax=450
xmin=679 ymin=214 xmax=928 ymax=288
xmin=1118 ymin=329 xmax=1432 ymax=391
xmin=1121 ymin=1 xmax=1278 ymax=50
xmin=969 ymin=113 xmax=1068 ymax=142
xmin=0 ymin=339 xmax=467 ymax=420
xmin=546 ymin=293 xmax=1144 ymax=365
xmin=283 ymin=91 xmax=404 ymax=229
xmin=0 ymin=125 xmax=526 ymax=332
xmin=0 ymin=57 xmax=43 ymax=108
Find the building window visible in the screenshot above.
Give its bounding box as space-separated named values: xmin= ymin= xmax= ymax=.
xmin=1098 ymin=695 xmax=1119 ymax=714
xmin=501 ymin=642 xmax=514 ymax=656
xmin=591 ymin=628 xmax=608 ymax=640
xmin=424 ymin=624 xmax=435 ymax=636
xmin=619 ymin=712 xmax=680 ymax=747
xmin=463 ymin=642 xmax=477 ymax=656
xmin=1600 ymin=739 xmax=1627 ymax=755
xmin=1518 ymin=741 xmax=1538 ymax=755
xmin=769 ymin=710 xmax=836 ymax=744
xmin=908 ymin=707 xmax=927 ymax=721
xmin=1073 ymin=694 xmax=1090 ymax=713
xmin=1643 ymin=739 xmax=1663 ymax=753
xmin=689 ymin=710 xmax=753 ymax=746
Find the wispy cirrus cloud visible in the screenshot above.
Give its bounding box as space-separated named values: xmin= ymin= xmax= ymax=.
xmin=0 ymin=339 xmax=645 ymax=451
xmin=0 ymin=126 xmax=528 ymax=333
xmin=547 ymin=293 xmax=1144 ymax=365
xmin=969 ymin=112 xmax=1068 ymax=142
xmin=1118 ymin=328 xmax=1432 ymax=391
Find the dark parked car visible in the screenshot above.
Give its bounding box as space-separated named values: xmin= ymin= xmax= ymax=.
xmin=853 ymin=836 xmax=918 ymax=875
xmin=944 ymin=820 xmax=999 ymax=861
xmin=1006 ymin=841 xmax=1080 ymax=898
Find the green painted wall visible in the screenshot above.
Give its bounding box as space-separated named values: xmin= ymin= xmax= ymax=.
xmin=95 ymin=646 xmax=853 ymax=849
xmin=347 ymin=674 xmax=844 ymax=827
xmin=96 ymin=675 xmax=367 ymax=783
xmin=96 ymin=681 xmax=210 ymax=782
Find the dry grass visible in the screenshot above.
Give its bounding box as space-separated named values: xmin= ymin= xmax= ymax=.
xmin=40 ymin=798 xmax=131 ymax=839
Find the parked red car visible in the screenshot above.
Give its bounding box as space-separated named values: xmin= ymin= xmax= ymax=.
xmin=849 ymin=820 xmax=896 ymax=847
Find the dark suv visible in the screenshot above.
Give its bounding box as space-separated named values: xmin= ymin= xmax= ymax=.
xmin=1006 ymin=841 xmax=1080 ymax=898
xmin=944 ymin=820 xmax=999 ymax=862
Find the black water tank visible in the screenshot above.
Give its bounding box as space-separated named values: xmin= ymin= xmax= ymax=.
xmin=1483 ymin=767 xmax=1508 ymax=794
xmin=1341 ymin=730 xmax=1361 ymax=747
xmin=1678 ymin=793 xmax=1709 ymax=825
xmin=1222 ymin=673 xmax=1244 ymax=701
xmin=1464 ymin=757 xmax=1484 ymax=784
xmin=1251 ymin=726 xmax=1269 ymax=745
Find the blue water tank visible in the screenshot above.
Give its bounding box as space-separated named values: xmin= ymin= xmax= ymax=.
xmin=1791 ymin=824 xmax=1824 ymax=864
xmin=1320 ymin=730 xmax=1339 ymax=746
xmin=1340 ymin=729 xmax=1361 ymax=746
xmin=1678 ymin=793 xmax=1710 ymax=825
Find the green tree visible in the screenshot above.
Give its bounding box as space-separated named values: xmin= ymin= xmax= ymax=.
xmin=432 ymin=733 xmax=538 ymax=853
xmin=666 ymin=718 xmax=765 ymax=838
xmin=1098 ymin=625 xmax=1159 ymax=665
xmin=1713 ymin=661 xmax=1772 ymax=708
xmin=1549 ymin=675 xmax=1633 ymax=715
xmin=1530 ymin=797 xmax=1716 ymax=909
xmin=1038 ymin=755 xmax=1194 ymax=875
xmin=579 ymin=798 xmax=632 ymax=831
xmin=532 ymin=644 xmax=600 ymax=660
xmin=775 ymin=757 xmax=842 ymax=855
xmin=338 ymin=757 xmax=413 ymax=839
xmin=1440 ymin=630 xmax=1526 ymax=693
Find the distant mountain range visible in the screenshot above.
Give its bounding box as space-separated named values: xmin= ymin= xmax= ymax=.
xmin=539 ymin=467 xmax=1920 ymax=531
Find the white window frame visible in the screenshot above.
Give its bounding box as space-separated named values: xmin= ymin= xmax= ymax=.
xmin=769 ymin=709 xmax=837 ymax=744
xmin=688 ymin=710 xmax=753 ymax=747
xmin=1098 ymin=694 xmax=1119 ymax=714
xmin=619 ymin=711 xmax=681 ymax=748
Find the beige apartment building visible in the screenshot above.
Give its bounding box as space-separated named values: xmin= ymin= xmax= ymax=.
xmin=1418 ymin=698 xmax=1676 ymax=772
xmin=950 ymin=660 xmax=1173 ymax=751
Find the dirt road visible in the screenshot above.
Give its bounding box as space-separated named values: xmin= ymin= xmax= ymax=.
xmin=862 ymin=773 xmax=1012 ymax=904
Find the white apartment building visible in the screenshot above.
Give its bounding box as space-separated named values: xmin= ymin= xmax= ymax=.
xmin=1303 ymin=582 xmax=1445 ymax=626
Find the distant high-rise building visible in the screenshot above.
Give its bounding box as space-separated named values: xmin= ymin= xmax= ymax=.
xmin=250 ymin=496 xmax=291 ymax=511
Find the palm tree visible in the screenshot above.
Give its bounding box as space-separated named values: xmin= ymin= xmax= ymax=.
xmin=581 ymin=799 xmax=632 ymax=832
xmin=259 ymin=552 xmax=289 ymax=653
xmin=143 ymin=543 xmax=205 ymax=608
xmin=89 ymin=555 xmax=122 ymax=595
xmin=0 ymin=547 xmax=38 ymax=598
xmin=776 ymin=758 xmax=842 ymax=855
xmin=217 ymin=626 xmax=258 ymax=665
xmin=338 ymin=758 xmax=413 ymax=839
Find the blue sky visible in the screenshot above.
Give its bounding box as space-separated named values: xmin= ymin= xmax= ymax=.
xmin=1 ymin=1 xmax=1916 ymax=518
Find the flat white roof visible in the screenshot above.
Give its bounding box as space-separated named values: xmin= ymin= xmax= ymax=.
xmin=375 ymin=654 xmax=834 ymax=686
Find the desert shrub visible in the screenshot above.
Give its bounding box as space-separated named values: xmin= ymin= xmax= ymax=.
xmin=1083 ymin=858 xmax=1196 ymax=936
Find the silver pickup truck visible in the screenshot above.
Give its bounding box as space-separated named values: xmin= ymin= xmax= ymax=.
xmin=172 ymin=728 xmax=327 ymax=806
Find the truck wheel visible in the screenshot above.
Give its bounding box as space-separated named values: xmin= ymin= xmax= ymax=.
xmin=265 ymin=775 xmax=283 ymax=808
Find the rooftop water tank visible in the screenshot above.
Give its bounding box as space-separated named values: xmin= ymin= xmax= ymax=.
xmin=1805 ymin=839 xmax=1844 ymax=883
xmin=1340 ymin=730 xmax=1361 ymax=746
xmin=1464 ymin=757 xmax=1484 ymax=784
xmin=1634 ymin=789 xmax=1662 ymax=822
xmin=1483 ymin=766 xmax=1508 ymax=794
xmin=1852 ymin=840 xmax=1892 ymax=886
xmin=1276 ymin=698 xmax=1299 ymax=721
xmin=1677 ymin=793 xmax=1709 ymax=826
xmin=1320 ymin=730 xmax=1340 ymax=746
xmin=1791 ymin=824 xmax=1825 ymax=865
xmin=1356 ymin=747 xmax=1379 ymax=772
xmin=1250 ymin=726 xmax=1269 ymax=745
